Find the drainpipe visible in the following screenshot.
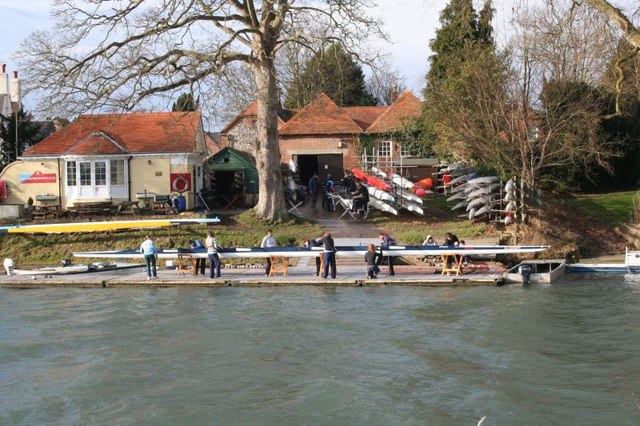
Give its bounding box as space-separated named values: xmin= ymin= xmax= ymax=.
xmin=127 ymin=156 xmax=132 ymax=201
xmin=57 ymin=158 xmax=62 ymax=206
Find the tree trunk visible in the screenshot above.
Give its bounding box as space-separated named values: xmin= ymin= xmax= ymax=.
xmin=251 ymin=59 xmax=285 ymax=222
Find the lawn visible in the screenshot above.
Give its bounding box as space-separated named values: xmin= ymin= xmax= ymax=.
xmin=560 ymin=191 xmax=637 ymax=225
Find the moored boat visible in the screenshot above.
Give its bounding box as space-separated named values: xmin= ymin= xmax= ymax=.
xmin=503 ymin=260 xmax=566 ymax=284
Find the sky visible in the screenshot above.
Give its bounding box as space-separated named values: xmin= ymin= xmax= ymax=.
xmin=0 ymin=0 xmax=571 ymax=120
xmin=0 ymin=1 xmax=515 ymax=107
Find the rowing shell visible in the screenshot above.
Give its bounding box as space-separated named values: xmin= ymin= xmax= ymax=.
xmin=352 ymin=168 xmax=391 ymax=192
xmin=74 ymin=245 xmax=549 ymax=260
xmin=0 ymin=218 xmax=221 ymax=234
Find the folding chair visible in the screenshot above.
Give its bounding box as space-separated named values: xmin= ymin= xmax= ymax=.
xmin=336 ymin=196 xmax=356 ymax=219
xmin=287 ymin=198 xmax=304 ymax=217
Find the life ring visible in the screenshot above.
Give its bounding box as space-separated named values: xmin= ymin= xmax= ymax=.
xmin=172 ymin=176 xmax=189 ymax=193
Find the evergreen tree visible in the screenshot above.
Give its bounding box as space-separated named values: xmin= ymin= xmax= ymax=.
xmin=285 ymin=43 xmax=378 ymax=108
xmin=0 ymin=108 xmax=42 ymax=170
xmin=426 ymin=0 xmax=479 ymax=90
xmin=172 ymin=93 xmax=199 ymax=111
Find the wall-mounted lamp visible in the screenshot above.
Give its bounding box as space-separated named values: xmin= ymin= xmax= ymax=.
xmin=337 ymin=141 xmax=344 ymax=149
xmin=40 ymin=162 xmax=45 ymax=166
xmin=147 ymin=159 xmax=152 ymax=165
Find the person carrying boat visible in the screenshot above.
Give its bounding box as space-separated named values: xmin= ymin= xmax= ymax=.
xmin=205 ymin=231 xmax=223 ymax=279
xmin=304 ymin=238 xmax=322 ymax=276
xmin=443 ymin=232 xmax=460 ymax=269
xmin=140 ymin=235 xmax=158 ymax=280
xmin=378 ymin=232 xmax=395 ymax=276
xmin=261 ymin=229 xmax=277 ymax=277
xmin=315 ymin=232 xmax=337 ymax=279
xmin=365 ymin=243 xmax=381 ymax=278
xmin=189 ymin=239 xmax=206 ymax=276
xmin=351 ymin=179 xmax=370 ymax=217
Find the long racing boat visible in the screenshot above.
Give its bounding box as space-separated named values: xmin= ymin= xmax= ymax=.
xmin=74 ymin=244 xmax=549 ymax=260
xmin=0 ymin=218 xmax=221 ymax=235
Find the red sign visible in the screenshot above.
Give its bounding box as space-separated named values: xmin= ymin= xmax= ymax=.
xmin=170 ymin=173 xmax=191 ymax=193
xmin=19 ymin=172 xmax=57 ymax=184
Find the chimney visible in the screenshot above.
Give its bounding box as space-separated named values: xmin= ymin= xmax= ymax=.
xmin=0 ymin=64 xmax=8 ymax=96
xmin=10 ymin=71 xmax=21 ymax=106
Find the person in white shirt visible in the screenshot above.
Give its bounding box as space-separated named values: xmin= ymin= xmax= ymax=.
xmin=139 ymin=235 xmax=158 ymax=280
xmin=205 ymin=232 xmax=222 ymax=278
xmin=261 ymin=229 xmax=277 ymax=277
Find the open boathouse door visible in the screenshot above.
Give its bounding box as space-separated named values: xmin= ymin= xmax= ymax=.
xmin=204 ymin=147 xmax=259 ymax=208
xmin=296 ymin=154 xmax=343 ymax=186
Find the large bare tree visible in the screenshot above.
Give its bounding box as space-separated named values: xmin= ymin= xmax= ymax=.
xmin=585 ymin=1 xmax=640 ymax=49
xmin=17 ymin=0 xmax=384 ymax=221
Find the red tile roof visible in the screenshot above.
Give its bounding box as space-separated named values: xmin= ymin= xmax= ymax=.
xmin=366 ymin=91 xmax=423 ymax=134
xmin=279 ymin=93 xmax=363 ymax=135
xmin=221 ymin=101 xmax=293 ymax=134
xmin=22 ymin=111 xmax=203 ymax=156
xmin=344 ymin=106 xmax=387 ymax=130
xmin=67 ymin=132 xmax=127 ymax=155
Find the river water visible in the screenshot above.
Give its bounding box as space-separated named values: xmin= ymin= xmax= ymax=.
xmin=2 ymin=276 xmax=640 ymax=425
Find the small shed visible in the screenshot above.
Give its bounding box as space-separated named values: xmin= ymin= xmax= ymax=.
xmin=204 ymin=147 xmax=259 ymax=207
xmin=393 ymin=157 xmax=440 ymax=181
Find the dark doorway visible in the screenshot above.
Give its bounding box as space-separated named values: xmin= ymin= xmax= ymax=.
xmin=317 ymin=154 xmax=343 ymax=182
xmin=298 ymin=155 xmax=319 ymax=187
xmin=207 ymin=170 xmax=245 ymax=208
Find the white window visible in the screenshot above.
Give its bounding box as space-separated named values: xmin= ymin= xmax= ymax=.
xmin=66 ymin=162 xmax=76 ymax=186
xmin=110 ymin=159 xmax=125 ymax=185
xmin=65 ymin=158 xmax=128 ymax=200
xmin=400 ymin=143 xmax=411 ymax=158
xmin=378 ymin=140 xmax=392 ymax=158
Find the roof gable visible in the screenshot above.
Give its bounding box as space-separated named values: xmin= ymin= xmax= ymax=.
xmin=22 ymin=111 xmax=203 ymax=157
xmin=344 ymin=106 xmax=387 ymax=130
xmin=366 ymin=91 xmax=423 ymax=134
xmin=65 ymin=131 xmax=127 ymax=155
xmin=279 ymin=93 xmax=363 ymax=135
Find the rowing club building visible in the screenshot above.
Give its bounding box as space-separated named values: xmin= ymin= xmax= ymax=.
xmin=219 ymin=91 xmax=425 ymax=187
xmin=0 ymin=111 xmax=207 ymax=211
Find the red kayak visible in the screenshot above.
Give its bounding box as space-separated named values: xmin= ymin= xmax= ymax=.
xmin=352 ymin=168 xmax=391 ymax=191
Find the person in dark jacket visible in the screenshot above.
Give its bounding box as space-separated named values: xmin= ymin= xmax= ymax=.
xmin=365 ymin=243 xmax=381 ymax=278
xmin=378 ymin=232 xmax=395 ymax=276
xmin=308 ymin=174 xmax=319 ymax=208
xmin=189 ymin=239 xmax=206 ymax=276
xmin=304 ymin=238 xmax=322 ymax=276
xmin=315 ymin=232 xmax=337 ymax=279
xmin=351 ymin=179 xmax=370 ymax=216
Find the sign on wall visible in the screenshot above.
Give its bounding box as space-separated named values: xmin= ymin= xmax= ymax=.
xmin=19 ymin=172 xmax=57 ymax=184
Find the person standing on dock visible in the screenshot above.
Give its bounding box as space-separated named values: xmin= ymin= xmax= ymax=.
xmin=378 ymin=232 xmax=395 ymax=276
xmin=261 ymin=229 xmax=277 ymax=277
xmin=189 ymin=239 xmax=206 ymax=276
xmin=140 ymin=235 xmax=158 ymax=280
xmin=365 ymin=244 xmax=381 ymax=279
xmin=316 ymin=232 xmax=337 ymax=279
xmin=304 ymin=239 xmax=322 ymax=276
xmin=205 ymin=232 xmax=222 ymax=279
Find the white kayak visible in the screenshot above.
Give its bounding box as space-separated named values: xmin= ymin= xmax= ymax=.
xmin=467 ymin=196 xmax=498 ymax=211
xmin=371 ymin=166 xmax=388 ymax=179
xmin=467 ymin=184 xmax=501 ymax=199
xmin=467 ymin=176 xmax=499 ymax=185
xmin=398 ymin=188 xmax=423 ymax=204
xmin=452 ymin=200 xmax=468 ymax=210
xmin=402 ymin=202 xmax=424 ymax=215
xmin=367 ymin=185 xmax=395 ymax=202
xmin=474 ymin=205 xmax=491 ymax=217
xmin=370 ymin=198 xmax=398 ymax=215
xmin=446 ymin=191 xmax=467 ymax=202
xmin=391 ymin=174 xmax=415 ymax=189
xmin=505 ymin=201 xmax=517 ymax=212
